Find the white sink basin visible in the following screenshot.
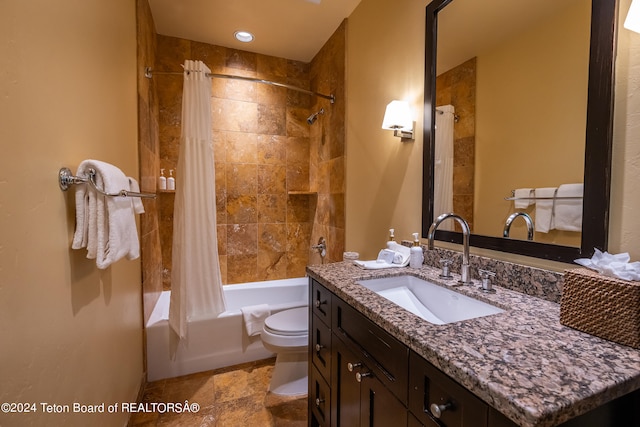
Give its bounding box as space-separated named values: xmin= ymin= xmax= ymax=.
xmin=356 ymin=275 xmax=504 ymax=325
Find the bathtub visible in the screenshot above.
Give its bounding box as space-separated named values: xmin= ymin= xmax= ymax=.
xmin=146 ymin=277 xmax=309 ymax=381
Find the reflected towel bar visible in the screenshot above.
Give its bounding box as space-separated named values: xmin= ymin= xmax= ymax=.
xmin=505 ymin=190 xmax=582 ymax=201
xmin=58 ymin=167 xmax=156 ymax=199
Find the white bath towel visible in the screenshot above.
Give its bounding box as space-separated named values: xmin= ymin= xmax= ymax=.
xmin=513 ymin=188 xmax=534 ymax=209
xmin=71 ymin=160 xmax=142 ymax=269
xmin=534 ymin=187 xmax=557 ymax=233
xmin=241 ymin=304 xmax=271 ymax=336
xmin=554 ymin=183 xmax=583 ymax=232
xmin=128 ymin=177 xmax=146 ymax=214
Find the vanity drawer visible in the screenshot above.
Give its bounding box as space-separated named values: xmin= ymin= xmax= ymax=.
xmin=311 ymin=279 xmax=332 ymax=326
xmin=310 ymin=364 xmax=331 ymax=427
xmin=409 ymin=351 xmax=487 ymax=427
xmin=332 ymin=295 xmax=409 ymax=403
xmin=311 ymin=313 xmax=331 ymax=382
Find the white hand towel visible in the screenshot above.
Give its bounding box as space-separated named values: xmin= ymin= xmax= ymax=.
xmin=71 ymin=160 xmax=141 ymax=269
xmin=534 ymin=187 xmax=557 ymax=233
xmin=514 ymin=188 xmax=534 ymax=209
xmin=554 ymin=183 xmax=583 ymax=232
xmin=354 ymin=242 xmax=411 ymax=269
xmin=128 ymin=177 xmax=146 ymax=214
xmin=241 ymin=304 xmax=271 ymax=336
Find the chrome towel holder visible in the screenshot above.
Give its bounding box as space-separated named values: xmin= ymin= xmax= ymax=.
xmin=58 ymin=167 xmax=156 ymax=199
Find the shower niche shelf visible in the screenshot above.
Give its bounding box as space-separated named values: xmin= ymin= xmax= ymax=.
xmin=287 ymin=191 xmax=317 ymax=196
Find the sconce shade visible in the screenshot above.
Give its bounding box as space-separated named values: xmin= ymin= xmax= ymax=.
xmin=382 ymin=100 xmax=413 ymax=130
xmin=625 ymin=0 xmax=640 ymax=33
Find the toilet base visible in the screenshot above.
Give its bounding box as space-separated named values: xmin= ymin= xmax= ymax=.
xmin=268 ymin=351 xmax=308 ymax=396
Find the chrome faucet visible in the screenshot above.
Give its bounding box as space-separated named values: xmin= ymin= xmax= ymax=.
xmin=427 ymin=213 xmax=472 ymax=286
xmin=503 ymin=212 xmax=534 ymax=241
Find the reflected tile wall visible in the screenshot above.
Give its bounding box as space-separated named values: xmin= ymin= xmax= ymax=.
xmin=436 ymin=57 xmax=476 ymax=231
xmin=155 ymin=26 xmax=345 ymax=286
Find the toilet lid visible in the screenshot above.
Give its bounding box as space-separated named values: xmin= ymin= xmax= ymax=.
xmin=264 ymin=307 xmax=308 ymax=336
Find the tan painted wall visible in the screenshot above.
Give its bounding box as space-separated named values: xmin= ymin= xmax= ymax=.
xmin=346 ymin=0 xmax=426 ymax=260
xmin=347 ymin=0 xmax=640 ymax=268
xmin=474 ymin=1 xmax=588 ymax=246
xmin=0 ymin=1 xmax=143 ymax=426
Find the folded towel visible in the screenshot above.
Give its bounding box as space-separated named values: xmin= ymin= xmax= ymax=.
xmin=534 ymin=187 xmax=557 ymax=233
xmin=513 ymin=188 xmax=534 ymax=209
xmin=241 ymin=304 xmax=271 ymax=336
xmin=554 ymin=183 xmax=583 ymax=232
xmin=354 ymin=242 xmax=411 ymax=269
xmin=71 ymin=160 xmax=142 ymax=269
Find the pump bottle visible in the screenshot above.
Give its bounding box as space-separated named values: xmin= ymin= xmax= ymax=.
xmin=409 ymin=232 xmax=424 ymax=268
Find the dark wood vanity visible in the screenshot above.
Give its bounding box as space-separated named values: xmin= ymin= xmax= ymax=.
xmin=308 ymin=277 xmax=640 ymax=427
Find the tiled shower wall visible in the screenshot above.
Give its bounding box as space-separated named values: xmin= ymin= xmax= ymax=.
xmin=436 ymin=57 xmax=476 ymax=231
xmin=153 ymin=27 xmax=345 ymax=287
xmin=136 ymin=0 xmax=163 ymax=324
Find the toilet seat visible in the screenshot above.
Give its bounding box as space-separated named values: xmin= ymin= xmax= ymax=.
xmin=264 ymin=307 xmax=308 ymax=336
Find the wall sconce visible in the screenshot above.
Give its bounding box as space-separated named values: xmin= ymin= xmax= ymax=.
xmin=625 ymin=0 xmax=640 ymax=33
xmin=381 ymin=100 xmax=414 ymax=140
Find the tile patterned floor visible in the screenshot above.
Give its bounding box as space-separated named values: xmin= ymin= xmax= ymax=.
xmin=129 ymin=358 xmax=307 ymax=427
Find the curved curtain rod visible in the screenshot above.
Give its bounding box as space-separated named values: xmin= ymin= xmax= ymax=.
xmin=144 ymin=66 xmax=335 ymax=104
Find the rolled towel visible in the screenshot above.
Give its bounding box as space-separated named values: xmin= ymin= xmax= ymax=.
xmin=554 ymin=183 xmax=583 ymax=232
xmin=513 ymin=188 xmax=534 ymax=209
xmin=534 ymin=187 xmax=557 ymax=233
xmin=241 ymin=304 xmax=271 ymax=336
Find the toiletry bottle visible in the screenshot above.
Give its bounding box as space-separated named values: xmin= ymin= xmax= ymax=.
xmin=158 ymin=168 xmax=167 ymax=190
xmin=410 ymin=232 xmax=424 ymax=268
xmin=386 ymin=228 xmax=395 ymax=249
xmin=167 ymin=169 xmax=175 ymax=191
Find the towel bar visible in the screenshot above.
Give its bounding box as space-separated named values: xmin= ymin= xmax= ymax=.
xmin=58 ymin=167 xmax=156 ymax=199
xmin=505 ymin=190 xmax=582 ymax=201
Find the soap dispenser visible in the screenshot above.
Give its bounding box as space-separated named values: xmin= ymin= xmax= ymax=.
xmin=167 ymin=169 xmax=175 ymax=191
xmin=386 ymin=229 xmax=395 ymax=249
xmin=410 ymin=232 xmax=424 ymax=268
xmin=158 ymin=168 xmax=167 ymax=190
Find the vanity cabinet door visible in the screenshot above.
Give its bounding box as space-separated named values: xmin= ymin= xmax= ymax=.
xmin=360 ymin=369 xmax=408 ymax=427
xmin=409 ymin=351 xmax=487 ymax=427
xmin=332 ymin=334 xmax=407 ymax=427
xmin=331 ymin=335 xmax=363 ymax=427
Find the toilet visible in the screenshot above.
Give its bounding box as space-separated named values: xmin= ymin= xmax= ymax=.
xmin=261 ymin=306 xmax=309 ymax=396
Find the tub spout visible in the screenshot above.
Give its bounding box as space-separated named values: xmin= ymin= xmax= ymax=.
xmin=427 ymin=213 xmax=472 ymax=286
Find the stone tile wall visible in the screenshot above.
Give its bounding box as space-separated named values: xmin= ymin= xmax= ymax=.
xmin=154 ymin=26 xmax=345 ymax=287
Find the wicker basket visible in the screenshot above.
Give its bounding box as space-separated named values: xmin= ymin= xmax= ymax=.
xmin=560 ymin=268 xmax=640 ymax=349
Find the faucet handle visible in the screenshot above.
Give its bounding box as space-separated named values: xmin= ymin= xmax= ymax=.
xmin=439 ymin=258 xmax=453 ymax=279
xmin=478 ymin=269 xmax=496 ymax=293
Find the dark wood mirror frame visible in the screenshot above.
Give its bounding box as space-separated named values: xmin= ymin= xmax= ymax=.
xmin=422 ymin=0 xmax=618 ymax=263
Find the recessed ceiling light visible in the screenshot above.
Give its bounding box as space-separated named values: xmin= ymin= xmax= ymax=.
xmin=234 ymin=31 xmax=254 ymax=43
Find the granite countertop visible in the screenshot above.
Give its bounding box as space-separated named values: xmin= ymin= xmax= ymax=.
xmin=306 ymin=261 xmax=640 ymax=427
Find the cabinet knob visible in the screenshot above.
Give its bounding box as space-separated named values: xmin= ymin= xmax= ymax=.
xmin=315 ymin=343 xmax=324 ymax=352
xmin=314 ymin=299 xmax=327 ymax=308
xmin=355 ymin=371 xmax=371 ymax=382
xmin=347 ymin=362 xmax=362 ymax=372
xmin=315 ymin=398 xmax=325 ymax=407
xmin=430 ymin=402 xmax=453 ymax=419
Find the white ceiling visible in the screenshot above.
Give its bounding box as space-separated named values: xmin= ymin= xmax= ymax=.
xmin=148 ymin=0 xmax=362 ymax=63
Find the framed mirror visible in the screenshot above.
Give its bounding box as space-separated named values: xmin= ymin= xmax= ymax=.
xmin=422 ymin=0 xmax=617 ymax=263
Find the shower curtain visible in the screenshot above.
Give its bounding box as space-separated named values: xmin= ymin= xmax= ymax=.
xmin=433 ymin=105 xmax=455 ymax=231
xmin=169 ymin=60 xmax=226 ymax=341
